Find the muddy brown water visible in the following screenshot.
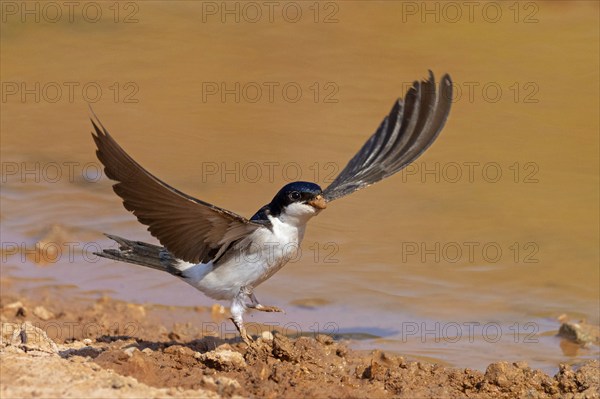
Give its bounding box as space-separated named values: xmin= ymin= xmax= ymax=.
xmin=1 ymin=1 xmax=598 ymax=374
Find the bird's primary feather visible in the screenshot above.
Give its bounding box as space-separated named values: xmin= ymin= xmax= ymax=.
xmin=91 ymin=116 xmax=263 ymax=264
xmin=323 ymin=71 xmax=453 ymax=201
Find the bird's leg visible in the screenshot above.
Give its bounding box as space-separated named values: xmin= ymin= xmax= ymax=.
xmin=230 ymin=287 xmax=285 ymax=343
xmin=230 ymin=290 xmax=252 ymax=344
xmin=247 ymin=292 xmax=285 ymax=313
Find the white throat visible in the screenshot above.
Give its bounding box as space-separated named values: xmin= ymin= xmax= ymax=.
xmin=277 ymin=202 xmax=319 ymax=227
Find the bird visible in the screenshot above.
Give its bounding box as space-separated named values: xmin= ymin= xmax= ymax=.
xmin=91 ymin=71 xmax=453 ymax=344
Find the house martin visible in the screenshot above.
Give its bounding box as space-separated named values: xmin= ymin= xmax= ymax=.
xmin=91 ymin=71 xmax=453 ymax=343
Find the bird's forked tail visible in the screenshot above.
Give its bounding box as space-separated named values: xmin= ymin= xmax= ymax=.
xmin=96 ymin=234 xmax=183 ymax=275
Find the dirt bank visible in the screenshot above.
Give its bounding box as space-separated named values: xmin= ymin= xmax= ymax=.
xmin=1 ymin=287 xmax=598 ymax=399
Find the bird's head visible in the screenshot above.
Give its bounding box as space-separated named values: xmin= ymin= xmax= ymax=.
xmin=252 ymin=181 xmax=326 ymax=225
xmin=274 ymin=181 xmax=326 ymax=210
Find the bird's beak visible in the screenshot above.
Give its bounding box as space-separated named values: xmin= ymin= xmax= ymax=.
xmin=307 ymin=194 xmax=327 ymax=210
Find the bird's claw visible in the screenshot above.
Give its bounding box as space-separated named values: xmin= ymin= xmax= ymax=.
xmin=254 ymin=304 xmax=285 ymax=313
xmin=240 ymin=331 xmax=253 ymax=345
xmin=230 ymin=316 xmax=254 ymax=345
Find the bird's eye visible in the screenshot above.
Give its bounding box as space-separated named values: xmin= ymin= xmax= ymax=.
xmin=289 ymin=191 xmax=301 ymax=200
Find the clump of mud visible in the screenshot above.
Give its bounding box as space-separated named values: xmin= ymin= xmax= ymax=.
xmin=1 ymin=289 xmax=598 ymax=399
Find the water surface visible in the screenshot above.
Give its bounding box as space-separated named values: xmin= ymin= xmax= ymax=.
xmin=1 ymin=1 xmax=598 ymax=373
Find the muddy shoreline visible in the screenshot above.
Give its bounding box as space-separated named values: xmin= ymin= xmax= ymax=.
xmin=1 ymin=281 xmax=598 ymax=399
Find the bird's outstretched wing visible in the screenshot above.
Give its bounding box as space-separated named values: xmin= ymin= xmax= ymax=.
xmin=323 ymin=71 xmax=453 ymax=202
xmin=91 ymin=115 xmax=263 ymax=264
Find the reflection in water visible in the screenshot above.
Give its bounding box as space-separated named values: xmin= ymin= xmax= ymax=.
xmin=1 ymin=1 xmax=598 ymax=373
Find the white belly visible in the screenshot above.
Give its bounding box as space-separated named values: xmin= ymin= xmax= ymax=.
xmin=180 ymin=219 xmax=306 ymax=300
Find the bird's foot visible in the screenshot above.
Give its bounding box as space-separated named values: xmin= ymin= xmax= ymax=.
xmin=246 ymin=291 xmax=285 ymax=313
xmin=230 ymin=317 xmax=254 ymax=345
xmin=240 ymin=329 xmax=253 ymax=345
xmin=253 ymin=304 xmax=285 ymax=313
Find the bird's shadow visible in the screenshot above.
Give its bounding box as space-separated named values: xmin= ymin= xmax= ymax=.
xmin=59 ymin=334 xmax=243 ymax=360
xmin=58 ymin=326 xmax=397 ymax=360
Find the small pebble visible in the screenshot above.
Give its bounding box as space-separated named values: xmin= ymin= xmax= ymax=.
xmin=261 ymin=331 xmax=274 ymax=341
xmin=33 ymin=306 xmax=55 ymax=321
xmin=4 ymin=301 xmax=24 ymax=309
xmin=123 ymin=347 xmax=138 ymax=357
